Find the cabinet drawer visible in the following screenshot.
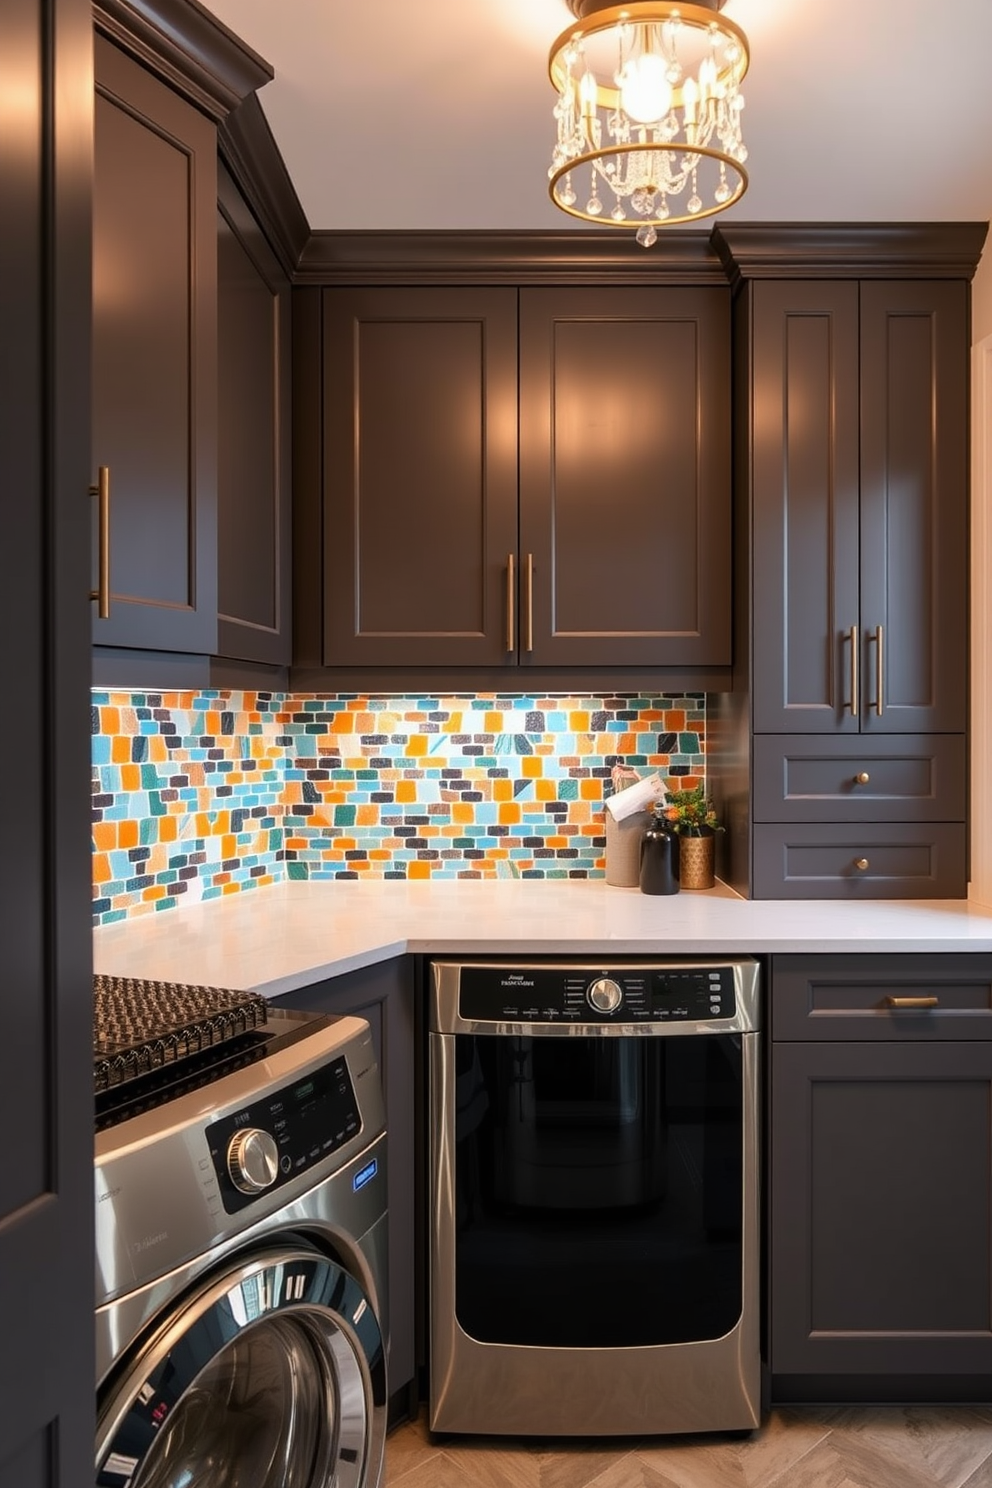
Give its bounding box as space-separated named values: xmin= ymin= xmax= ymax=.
xmin=752 ymin=735 xmax=965 ymax=823
xmin=772 ymin=954 xmax=992 ymax=1041
xmin=752 ymin=822 xmax=966 ymax=899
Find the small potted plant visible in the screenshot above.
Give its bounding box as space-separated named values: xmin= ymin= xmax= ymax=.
xmin=662 ymin=783 xmax=723 ymax=890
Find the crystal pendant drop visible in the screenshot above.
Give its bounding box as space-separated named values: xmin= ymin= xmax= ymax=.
xmin=587 ymin=194 xmax=603 ymax=216
xmin=611 ymin=205 xmax=626 ymax=222
xmin=560 ymin=176 xmax=576 ymax=207
xmin=636 ymin=224 xmax=658 ymax=248
xmin=688 ymin=193 xmax=702 ymax=214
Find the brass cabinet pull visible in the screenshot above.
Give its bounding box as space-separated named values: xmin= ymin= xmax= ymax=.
xmin=848 ymin=625 xmax=859 ymax=716
xmin=506 ymin=553 xmax=515 ymax=653
xmin=89 ymin=465 xmax=110 ymax=619
xmin=853 ymin=857 xmax=870 ymax=871
xmin=524 ymin=552 xmax=534 ymax=653
xmin=886 ymin=995 xmax=939 ymax=1009
xmin=874 ymin=624 xmax=884 ymax=715
xmin=854 ymin=771 xmax=870 ymax=785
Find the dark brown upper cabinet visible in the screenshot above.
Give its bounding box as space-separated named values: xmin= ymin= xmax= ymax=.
xmin=216 ymin=163 xmax=292 ymax=666
xmin=91 ymin=34 xmax=218 ymax=653
xmin=750 ymin=278 xmax=968 ymax=736
xmin=519 ymin=287 xmax=731 ymax=668
xmin=302 ymin=282 xmax=730 ymax=679
xmin=318 ymin=286 xmax=519 ymax=669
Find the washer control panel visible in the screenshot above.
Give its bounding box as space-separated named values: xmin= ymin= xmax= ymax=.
xmin=457 ymin=964 xmax=738 ymax=1024
xmin=207 ymin=1054 xmax=361 ymax=1213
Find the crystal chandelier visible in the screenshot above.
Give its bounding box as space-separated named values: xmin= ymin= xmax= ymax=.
xmin=548 ymin=0 xmax=749 ymax=246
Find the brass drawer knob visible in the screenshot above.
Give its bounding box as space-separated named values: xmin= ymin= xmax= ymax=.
xmin=886 ymin=995 xmax=939 ymax=1009
xmin=853 ymin=857 xmax=870 ymax=871
xmin=854 ymin=771 xmax=870 ymax=785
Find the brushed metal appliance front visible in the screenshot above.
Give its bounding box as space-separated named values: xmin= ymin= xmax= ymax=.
xmin=429 ymin=958 xmax=761 ymax=1437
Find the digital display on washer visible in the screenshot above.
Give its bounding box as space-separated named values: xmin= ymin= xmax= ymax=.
xmin=207 ymin=1055 xmax=362 ymax=1213
xmin=457 ymin=965 xmax=737 ymax=1023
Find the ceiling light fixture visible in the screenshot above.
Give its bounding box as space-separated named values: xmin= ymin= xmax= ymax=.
xmin=548 ymin=0 xmax=749 ymax=246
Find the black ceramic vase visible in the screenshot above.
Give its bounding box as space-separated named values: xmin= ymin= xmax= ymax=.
xmin=638 ymin=814 xmax=680 ymax=896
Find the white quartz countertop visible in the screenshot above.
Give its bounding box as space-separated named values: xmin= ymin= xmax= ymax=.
xmin=92 ymin=880 xmax=992 ymax=1000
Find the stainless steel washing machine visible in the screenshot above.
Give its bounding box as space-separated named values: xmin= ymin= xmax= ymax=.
xmin=94 ymin=980 xmax=389 ymax=1488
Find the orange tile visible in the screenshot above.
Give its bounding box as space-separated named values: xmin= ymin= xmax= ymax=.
xmin=499 ymin=803 xmax=521 ymax=824
xmin=521 ymin=757 xmax=542 ymax=778
xmin=335 ymin=837 xmax=357 ymax=852
xmin=407 ymin=735 xmax=428 ymax=757
xmin=396 ymin=781 xmax=417 ymax=803
xmin=118 ymin=818 xmax=138 ymax=849
xmin=665 ymin=710 xmax=686 ymax=730
xmin=356 ymin=803 xmax=378 ymax=825
xmin=484 ymin=711 xmax=502 ymax=732
xmin=570 ymin=711 xmax=591 ymax=730
xmin=142 ymin=885 xmax=167 ymax=902
xmin=408 ymin=860 xmax=431 ymax=879
xmin=92 ymin=853 xmax=110 ymax=885
xmin=535 ymin=780 xmax=555 ymax=801
xmin=493 ymin=779 xmax=514 ymax=801
xmin=92 ymin=822 xmax=115 ymax=852
xmin=111 ymin=736 xmax=130 ymax=764
xmin=452 ymin=802 xmax=474 ymax=824
xmin=580 ymin=779 xmax=601 ymax=800
xmin=222 ymin=881 xmax=240 ymax=894
xmin=100 ymin=707 xmax=120 ymax=734
xmin=158 ymin=817 xmax=178 ymax=842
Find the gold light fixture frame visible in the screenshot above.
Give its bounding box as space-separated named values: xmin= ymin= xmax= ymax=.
xmin=548 ymin=0 xmax=750 ymax=234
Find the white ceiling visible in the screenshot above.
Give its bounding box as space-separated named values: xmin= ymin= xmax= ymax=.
xmin=201 ymin=0 xmax=992 ymax=235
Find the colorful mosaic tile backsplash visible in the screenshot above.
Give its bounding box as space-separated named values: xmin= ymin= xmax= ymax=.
xmin=92 ymin=691 xmax=708 ymax=924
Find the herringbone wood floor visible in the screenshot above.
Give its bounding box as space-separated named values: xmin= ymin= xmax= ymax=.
xmin=383 ymin=1404 xmax=992 ymax=1488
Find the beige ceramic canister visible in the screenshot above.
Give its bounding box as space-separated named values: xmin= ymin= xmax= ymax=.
xmin=605 ymin=807 xmax=653 ymax=886
xmin=604 ymin=766 xmax=659 ymax=888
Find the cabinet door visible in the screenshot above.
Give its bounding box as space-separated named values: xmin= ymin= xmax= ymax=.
xmin=322 ymin=287 xmax=518 ymax=666
xmin=751 ymin=281 xmax=861 ymax=733
xmin=1 ymin=0 xmax=95 ymax=1478
xmin=216 ymin=164 xmax=291 ymax=664
xmin=92 ymin=35 xmax=217 ymax=652
xmin=771 ymin=1040 xmax=992 ymax=1381
xmin=859 ymin=281 xmax=969 ymax=733
xmin=273 ymin=959 xmax=417 ymax=1403
xmin=519 ymin=286 xmax=731 ymax=666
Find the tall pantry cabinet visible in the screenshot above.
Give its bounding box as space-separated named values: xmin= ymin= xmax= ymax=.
xmin=0 ymin=0 xmax=95 ymax=1481
xmin=712 ymin=225 xmax=987 ymax=900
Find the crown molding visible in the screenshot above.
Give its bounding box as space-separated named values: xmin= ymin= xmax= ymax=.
xmin=712 ymin=222 xmax=989 ymax=286
xmin=294 ymin=228 xmax=728 ymax=286
xmin=93 ymin=0 xmax=272 ymax=120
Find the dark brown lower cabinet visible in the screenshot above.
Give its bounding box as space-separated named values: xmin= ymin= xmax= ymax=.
xmin=272 ymin=958 xmax=417 ymax=1412
xmin=770 ymin=955 xmax=992 ymax=1401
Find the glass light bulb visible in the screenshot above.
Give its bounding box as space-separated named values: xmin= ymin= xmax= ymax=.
xmin=619 ymin=53 xmax=672 ymax=125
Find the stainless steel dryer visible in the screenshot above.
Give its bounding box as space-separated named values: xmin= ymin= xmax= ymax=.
xmin=94 ymin=987 xmax=388 ymax=1488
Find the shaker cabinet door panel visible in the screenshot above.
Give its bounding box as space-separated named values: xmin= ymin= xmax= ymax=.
xmin=771 ymin=1040 xmax=992 ymax=1379
xmin=321 ymin=287 xmax=519 ymax=666
xmin=519 ymin=286 xmax=731 ymax=666
xmin=751 ymin=281 xmax=861 ymax=733
xmin=216 ymin=164 xmax=291 ymax=664
xmin=859 ymin=280 xmax=969 ymax=733
xmin=92 ymin=35 xmax=217 ymax=652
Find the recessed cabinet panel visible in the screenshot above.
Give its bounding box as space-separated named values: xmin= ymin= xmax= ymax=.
xmin=859 ymin=281 xmax=968 ymax=733
xmin=92 ymin=36 xmax=217 ymax=652
xmin=752 ymin=734 xmax=966 ymax=823
xmin=216 ymin=168 xmax=291 ymax=664
xmin=771 ymin=953 xmax=992 ymax=1042
xmin=520 ymin=286 xmax=731 ymax=666
xmin=772 ymin=1038 xmax=992 ymax=1378
xmin=322 ymin=288 xmax=518 ymax=666
xmin=753 ymin=821 xmax=966 ymax=899
xmin=751 ymin=283 xmax=860 ymax=732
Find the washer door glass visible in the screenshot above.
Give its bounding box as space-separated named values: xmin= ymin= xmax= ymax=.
xmin=96 ymin=1246 xmax=386 ymax=1488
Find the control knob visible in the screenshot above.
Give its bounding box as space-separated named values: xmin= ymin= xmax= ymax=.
xmin=587 ymin=977 xmax=623 ymax=1014
xmin=227 ymin=1128 xmax=279 ymax=1194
